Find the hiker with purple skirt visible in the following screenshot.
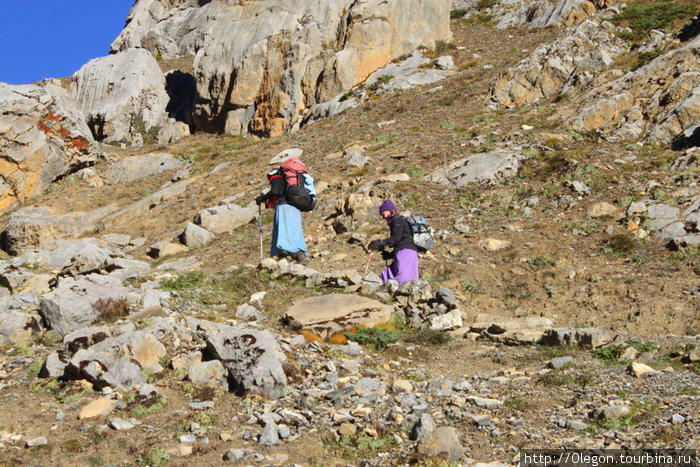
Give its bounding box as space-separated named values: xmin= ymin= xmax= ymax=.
xmin=367 ymin=200 xmax=419 ymax=284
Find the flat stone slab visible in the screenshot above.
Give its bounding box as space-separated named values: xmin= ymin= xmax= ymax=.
xmin=282 ymin=294 xmax=393 ymax=340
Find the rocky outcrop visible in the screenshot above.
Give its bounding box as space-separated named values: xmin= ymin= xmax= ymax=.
xmin=490 ymin=18 xmax=627 ymax=107
xmin=0 ymin=81 xmax=99 ymax=214
xmin=71 ymin=49 xmax=190 ymax=146
xmin=453 ymin=0 xmax=618 ymax=30
xmin=425 ymin=147 xmax=527 ymax=188
xmin=3 ymin=205 xmax=119 ymax=255
xmin=102 ymin=152 xmax=184 ymax=185
xmin=496 ymin=0 xmax=617 ymax=29
xmin=110 ymin=0 xmax=451 ymax=137
xmin=556 ymin=35 xmax=700 ymax=145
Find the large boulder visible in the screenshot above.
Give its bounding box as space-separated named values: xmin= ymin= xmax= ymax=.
xmin=39 ymin=274 xmax=130 ymax=335
xmin=71 ymin=49 xmax=190 ymax=146
xmin=3 ymin=205 xmax=118 ymax=255
xmin=205 ymin=327 xmax=287 ymax=399
xmin=282 ymin=294 xmax=393 ymax=340
xmin=110 ymin=0 xmax=451 ymax=137
xmin=0 ymin=81 xmax=99 ymax=214
xmin=102 ymin=153 xmax=184 ymax=184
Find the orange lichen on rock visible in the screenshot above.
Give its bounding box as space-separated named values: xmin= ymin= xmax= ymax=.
xmin=302 ymin=330 xmax=323 ymax=343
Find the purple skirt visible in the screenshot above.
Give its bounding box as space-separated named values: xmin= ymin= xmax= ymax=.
xmin=380 ymin=248 xmax=419 ymax=285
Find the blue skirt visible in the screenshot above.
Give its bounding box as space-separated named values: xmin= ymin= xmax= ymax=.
xmin=270 ymin=204 xmax=307 ymax=257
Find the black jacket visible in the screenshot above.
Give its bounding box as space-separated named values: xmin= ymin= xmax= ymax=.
xmin=257 ymin=172 xmax=287 ymax=207
xmin=379 ymin=215 xmax=417 ymax=252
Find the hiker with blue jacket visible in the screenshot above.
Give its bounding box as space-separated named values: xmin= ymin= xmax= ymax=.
xmin=367 ymin=199 xmax=419 ymax=284
xmin=255 ymin=167 xmax=309 ymax=265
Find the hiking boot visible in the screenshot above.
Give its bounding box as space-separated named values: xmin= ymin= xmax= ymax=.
xmin=295 ymin=252 xmax=310 ymax=266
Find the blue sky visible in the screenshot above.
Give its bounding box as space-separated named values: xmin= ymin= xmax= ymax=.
xmin=0 ymin=1 xmax=134 ymax=85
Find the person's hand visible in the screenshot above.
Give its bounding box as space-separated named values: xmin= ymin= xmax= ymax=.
xmin=254 ymin=195 xmax=264 ymax=205
xmin=368 ymin=240 xmax=382 ymax=251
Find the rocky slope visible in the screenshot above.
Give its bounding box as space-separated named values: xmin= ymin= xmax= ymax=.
xmin=0 ymin=1 xmax=699 ymax=466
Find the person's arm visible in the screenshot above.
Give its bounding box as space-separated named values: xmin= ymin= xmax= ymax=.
xmin=256 ymin=174 xmax=284 ymax=203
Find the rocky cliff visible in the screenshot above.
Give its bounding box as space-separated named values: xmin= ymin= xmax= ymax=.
xmin=112 ymin=0 xmax=452 ymax=136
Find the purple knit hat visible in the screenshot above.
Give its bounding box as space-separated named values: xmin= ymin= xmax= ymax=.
xmin=379 ymin=199 xmax=396 ymax=213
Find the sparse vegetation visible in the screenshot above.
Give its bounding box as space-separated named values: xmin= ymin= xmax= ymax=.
xmin=322 ymin=431 xmax=395 ymax=460
xmin=94 ymin=297 xmax=130 ymax=323
xmin=160 ymin=270 xmax=206 ymax=291
xmin=344 ymin=326 xmax=402 ymax=350
xmin=612 ymin=0 xmax=699 ymax=41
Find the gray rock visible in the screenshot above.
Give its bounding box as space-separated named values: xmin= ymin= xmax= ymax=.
xmin=39 ymin=274 xmax=129 ymax=335
xmin=0 ymin=310 xmax=43 ymax=346
xmin=63 ymin=326 xmax=112 ymax=354
xmin=670 ymin=414 xmax=686 ymax=424
xmin=566 ymin=419 xmax=589 ymax=430
xmin=100 ymin=358 xmax=147 ymax=390
xmin=187 ymin=360 xmax=228 ymax=390
xmin=410 ymin=413 xmax=436 ymax=441
xmin=40 ymin=352 xmax=69 ymax=378
xmin=540 ymin=327 xmax=614 ymax=349
xmin=435 ymin=287 xmax=457 ymax=309
xmin=71 ymin=49 xmax=188 ymax=146
xmin=224 ymin=448 xmax=246 ymax=461
xmin=25 ymin=437 xmax=48 ymax=447
xmin=471 ymin=414 xmax=493 ymax=427
xmin=235 ymin=303 xmax=264 ymax=322
xmin=194 ymin=202 xmax=257 ymax=234
xmin=591 ymin=405 xmax=630 ymax=420
xmin=205 ymin=327 xmax=287 ymax=399
xmin=491 ymin=19 xmax=626 ymax=108
xmin=468 ymin=396 xmax=503 ymax=409
xmin=426 ymin=148 xmax=526 ymax=188
xmin=259 ymin=419 xmax=279 ymax=446
xmin=182 ymin=222 xmax=215 ymax=248
xmin=417 ymin=426 xmax=465 ymax=462
xmin=103 ymin=153 xmax=184 ymax=184
xmin=4 ymin=207 xmax=118 ymax=255
xmin=549 ymin=356 xmax=574 ymax=369
xmin=111 ymin=1 xmax=451 ymax=137
xmin=108 ymin=418 xmax=136 ymax=430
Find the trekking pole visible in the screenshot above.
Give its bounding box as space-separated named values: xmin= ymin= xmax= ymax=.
xmin=258 ymin=203 xmax=264 ymax=261
xmin=363 ymin=251 xmax=374 ymax=277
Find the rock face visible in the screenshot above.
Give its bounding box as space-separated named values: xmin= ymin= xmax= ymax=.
xmin=0 ymin=82 xmax=99 ymax=214
xmin=110 ymin=0 xmax=451 ymax=137
xmin=71 ymin=49 xmax=190 ymax=146
xmin=494 ymin=0 xmax=617 ymax=30
xmin=490 ymin=18 xmax=627 ymax=107
xmin=556 ymin=34 xmax=700 ymax=145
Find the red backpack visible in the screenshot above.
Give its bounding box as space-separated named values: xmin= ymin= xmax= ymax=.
xmin=279 ymin=157 xmax=316 ymax=212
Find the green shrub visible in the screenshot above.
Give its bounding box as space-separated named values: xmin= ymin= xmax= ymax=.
xmin=161 ymin=270 xmax=206 ymax=291
xmin=138 ymin=447 xmax=170 ymax=467
xmin=600 ymin=234 xmax=638 ymax=255
xmin=451 ymin=8 xmax=469 ymax=18
xmin=344 ymin=326 xmax=402 ymax=350
xmin=612 ymin=1 xmax=699 ymax=40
